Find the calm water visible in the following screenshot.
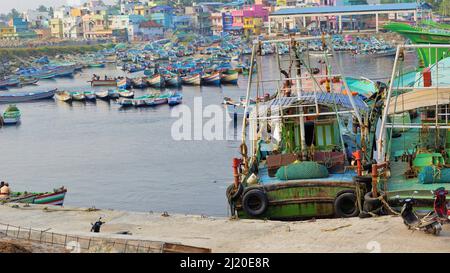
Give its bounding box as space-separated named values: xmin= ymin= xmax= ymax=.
xmin=0 ymin=52 xmax=417 ymax=216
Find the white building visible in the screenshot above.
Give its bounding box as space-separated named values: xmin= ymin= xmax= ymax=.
xmin=54 ymin=6 xmax=72 ymax=19
xmin=23 ymin=9 xmax=51 ymax=28
xmin=62 ymin=16 xmax=83 ymax=39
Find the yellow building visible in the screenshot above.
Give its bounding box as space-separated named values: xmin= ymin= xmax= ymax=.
xmin=71 ymin=8 xmax=82 ymax=17
xmin=134 ymin=5 xmax=152 ymax=16
xmin=0 ymin=26 xmax=16 ymax=38
xmin=50 ymin=18 xmax=63 ymax=38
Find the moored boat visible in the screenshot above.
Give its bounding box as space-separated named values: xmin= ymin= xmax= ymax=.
xmin=108 ymin=89 xmax=120 ymax=99
xmin=71 ymin=92 xmax=86 ymax=102
xmin=118 ymin=97 xmax=134 ymax=107
xmin=132 ymin=77 xmax=148 ymax=89
xmin=5 ymin=187 xmax=67 ymax=206
xmin=55 ymin=91 xmax=73 ymax=103
xmin=168 ymin=93 xmax=183 ymax=106
xmin=95 ymin=90 xmax=110 ymax=100
xmin=118 ymin=89 xmax=134 ymax=98
xmin=84 ymin=91 xmax=96 ymax=101
xmin=181 ymin=73 xmax=201 ymax=86
xmin=202 ymin=71 xmax=221 ymax=86
xmin=18 ymin=76 xmax=39 ymax=87
xmin=164 ymin=75 xmax=182 ymax=87
xmin=0 ymin=89 xmax=56 ymax=103
xmin=2 ymin=104 xmax=21 ymax=125
xmin=147 ymin=74 xmax=165 ymax=88
xmin=220 ymin=70 xmax=239 ymax=85
xmin=90 ymin=79 xmax=117 ymax=87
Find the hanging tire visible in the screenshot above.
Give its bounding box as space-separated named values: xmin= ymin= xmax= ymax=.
xmin=242 ymin=189 xmax=269 ymax=217
xmin=334 ymin=192 xmax=359 ymax=218
xmin=363 ymin=191 xmax=384 ymax=212
xmin=353 ymin=176 xmax=372 ymax=193
xmin=226 ymin=183 xmax=244 ymax=202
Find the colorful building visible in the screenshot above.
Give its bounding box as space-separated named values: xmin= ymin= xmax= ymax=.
xmin=150 ymin=6 xmax=174 ymax=29
xmin=50 ymin=18 xmax=63 ymax=38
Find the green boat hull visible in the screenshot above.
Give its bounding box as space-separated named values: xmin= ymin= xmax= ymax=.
xmin=235 ymin=180 xmax=361 ymax=220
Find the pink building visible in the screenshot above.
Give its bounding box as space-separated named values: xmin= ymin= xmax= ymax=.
xmin=231 ymin=4 xmax=269 ymax=28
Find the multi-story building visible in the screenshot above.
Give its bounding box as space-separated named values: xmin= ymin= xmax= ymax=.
xmin=173 ymin=15 xmax=193 ymax=31
xmin=110 ymin=14 xmax=146 ymax=41
xmin=150 ymin=6 xmax=174 ymax=29
xmin=82 ymin=14 xmax=112 ymax=39
xmin=50 ymin=18 xmax=63 ymax=38
xmin=62 ymin=16 xmax=84 ymax=39
xmin=23 ymin=9 xmax=50 ymax=29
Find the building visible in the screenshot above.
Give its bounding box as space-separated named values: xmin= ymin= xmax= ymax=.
xmin=232 ymin=4 xmax=269 ymax=35
xmin=35 ymin=28 xmax=52 ymax=39
xmin=110 ymin=14 xmax=146 ymax=41
xmin=150 ymin=6 xmax=174 ymax=29
xmin=135 ymin=20 xmax=164 ymax=41
xmin=82 ymin=14 xmax=112 ymax=39
xmin=62 ymin=16 xmax=84 ymax=39
xmin=173 ymin=15 xmax=193 ymax=31
xmin=185 ymin=6 xmax=212 ymax=34
xmin=54 ymin=6 xmax=72 ymax=19
xmin=268 ymin=3 xmax=428 ymax=34
xmin=50 ymin=18 xmax=63 ymax=38
xmin=211 ymin=12 xmax=224 ymax=34
xmin=23 ymin=9 xmax=50 ymax=29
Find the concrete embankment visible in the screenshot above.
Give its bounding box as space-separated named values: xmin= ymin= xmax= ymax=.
xmin=1 ymin=203 xmax=449 ymax=253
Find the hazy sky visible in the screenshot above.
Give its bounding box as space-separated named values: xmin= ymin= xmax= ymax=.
xmin=0 ymin=0 xmax=115 ymax=14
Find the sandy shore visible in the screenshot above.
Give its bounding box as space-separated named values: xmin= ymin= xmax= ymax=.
xmin=0 ymin=203 xmax=449 ymax=253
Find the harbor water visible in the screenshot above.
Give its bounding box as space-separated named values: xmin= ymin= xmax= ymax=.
xmin=0 ymin=52 xmax=417 ymax=216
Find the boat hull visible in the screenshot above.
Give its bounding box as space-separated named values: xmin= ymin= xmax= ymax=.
xmin=182 ymin=74 xmax=201 ymax=86
xmin=8 ymin=188 xmax=67 ymax=206
xmin=0 ymin=89 xmax=56 ymax=103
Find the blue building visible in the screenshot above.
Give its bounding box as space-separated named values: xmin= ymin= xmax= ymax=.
xmin=150 ymin=5 xmax=174 ymax=29
xmin=222 ymin=12 xmax=233 ymax=32
xmin=9 ymin=17 xmax=29 ymax=33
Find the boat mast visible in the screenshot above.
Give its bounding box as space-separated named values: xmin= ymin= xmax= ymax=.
xmin=292 ymin=40 xmax=307 ymax=160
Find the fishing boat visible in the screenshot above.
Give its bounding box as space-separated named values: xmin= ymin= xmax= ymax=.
xmin=132 ymin=95 xmax=151 ymax=107
xmin=226 ymin=38 xmax=374 ymax=220
xmin=108 ymin=89 xmax=120 ymax=99
xmin=164 ymin=74 xmax=181 ymax=87
xmin=71 ymin=92 xmax=86 ymax=102
xmin=168 ymin=93 xmax=183 ymax=106
xmin=132 ymin=77 xmax=148 ymax=89
xmin=18 ymin=76 xmax=39 ymax=87
xmin=5 ymin=187 xmax=67 ymax=206
xmin=374 ymin=44 xmax=450 ymax=213
xmin=145 ymin=93 xmax=170 ymax=106
xmin=0 ymin=78 xmax=20 ymax=89
xmin=95 ymin=90 xmax=110 ymax=100
xmin=118 ymin=89 xmax=134 ymax=98
xmin=220 ymin=70 xmax=239 ymax=85
xmin=118 ymin=97 xmax=134 ymax=107
xmin=202 ymin=71 xmax=221 ymax=86
xmin=223 ymin=96 xmax=255 ymax=118
xmin=55 ymin=91 xmax=73 ymax=103
xmin=54 ymin=66 xmax=75 ymax=77
xmin=384 ymin=21 xmax=450 ymax=66
xmin=90 ymin=79 xmax=117 ymax=87
xmin=117 ymin=78 xmax=130 ymax=89
xmin=147 ymin=74 xmax=165 ymax=88
xmin=2 ymin=105 xmax=21 ymax=125
xmin=88 ymin=63 xmax=105 ymax=68
xmin=34 ymin=69 xmax=57 ymax=80
xmin=181 ymin=73 xmax=201 ymax=86
xmin=0 ymin=89 xmax=56 ymax=103
xmin=84 ymin=91 xmax=96 ymax=102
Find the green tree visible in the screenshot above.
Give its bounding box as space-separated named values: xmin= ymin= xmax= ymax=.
xmin=37 ymin=5 xmax=48 ymax=12
xmin=438 ymin=0 xmax=450 ymax=16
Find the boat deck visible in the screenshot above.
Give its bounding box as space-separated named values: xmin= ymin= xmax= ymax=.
xmin=258 ymin=165 xmax=355 ymax=185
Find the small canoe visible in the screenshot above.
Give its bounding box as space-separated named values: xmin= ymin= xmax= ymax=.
xmin=181 ymin=73 xmax=201 ymax=86
xmin=71 ymin=92 xmax=86 ymax=102
xmin=95 ymin=90 xmax=109 ymax=100
xmin=147 ymin=74 xmax=165 ymax=88
xmin=19 ymin=76 xmax=39 ymax=87
xmin=118 ymin=90 xmax=134 ymax=98
xmin=88 ymin=63 xmax=105 ymax=68
xmin=84 ymin=91 xmax=96 ymax=101
xmin=34 ymin=69 xmax=57 ymax=79
xmin=5 ymin=187 xmax=67 ymax=206
xmin=117 ymin=78 xmax=129 ymax=89
xmin=168 ymin=93 xmax=183 ymax=106
xmin=145 ymin=94 xmax=169 ymax=106
xmin=202 ymin=71 xmax=221 ymax=86
xmin=55 ymin=91 xmax=72 ymax=103
xmin=0 ymin=78 xmax=20 ymax=89
xmin=220 ymin=70 xmax=239 ymax=85
xmin=2 ymin=104 xmax=21 ymax=125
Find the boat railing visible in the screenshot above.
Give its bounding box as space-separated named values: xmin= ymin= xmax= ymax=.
xmin=0 ymin=222 xmax=210 ymax=253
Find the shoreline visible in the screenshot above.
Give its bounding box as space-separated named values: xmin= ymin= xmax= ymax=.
xmin=1 ymin=203 xmax=449 ymax=253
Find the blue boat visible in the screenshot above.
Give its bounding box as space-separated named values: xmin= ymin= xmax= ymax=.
xmin=201 ymin=71 xmax=221 ymax=86
xmin=168 ymin=93 xmax=183 ymax=106
xmin=0 ymin=89 xmax=56 ymax=103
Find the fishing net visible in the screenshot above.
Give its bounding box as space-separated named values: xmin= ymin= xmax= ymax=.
xmin=275 ymin=161 xmax=329 ymax=181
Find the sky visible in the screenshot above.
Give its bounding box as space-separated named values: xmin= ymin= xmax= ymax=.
xmin=0 ymin=0 xmax=115 ymax=14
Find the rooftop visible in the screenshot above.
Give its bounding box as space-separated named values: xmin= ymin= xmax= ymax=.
xmin=270 ymin=3 xmax=426 ymax=16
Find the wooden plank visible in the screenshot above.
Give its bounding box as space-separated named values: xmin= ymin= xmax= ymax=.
xmin=388 ymin=88 xmax=450 ymax=114
xmin=162 ymin=243 xmax=211 ymax=253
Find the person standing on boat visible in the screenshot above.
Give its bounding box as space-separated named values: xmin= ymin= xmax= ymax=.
xmin=0 ymin=182 xmax=10 ymax=199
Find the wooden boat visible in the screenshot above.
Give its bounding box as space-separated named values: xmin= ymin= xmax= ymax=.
xmin=0 ymin=78 xmax=20 ymax=89
xmin=95 ymin=90 xmax=109 ymax=100
xmin=55 ymin=91 xmax=73 ymax=103
xmin=132 ymin=95 xmax=150 ymax=107
xmin=164 ymin=75 xmax=182 ymax=87
xmin=202 ymin=71 xmax=221 ymax=86
xmin=117 ymin=78 xmax=129 ymax=90
xmin=181 ymin=73 xmax=201 ymax=86
xmin=220 ymin=70 xmax=239 ymax=85
xmin=71 ymin=92 xmax=86 ymax=102
xmin=108 ymin=89 xmax=120 ymax=99
xmin=168 ymin=93 xmax=183 ymax=106
xmin=0 ymin=89 xmax=56 ymax=103
xmin=2 ymin=104 xmax=21 ymax=125
xmin=132 ymin=77 xmax=148 ymax=89
xmin=6 ymin=187 xmax=67 ymax=206
xmin=118 ymin=97 xmax=134 ymax=107
xmin=89 ymin=79 xmax=117 ymax=87
xmin=18 ymin=76 xmax=39 ymax=87
xmin=55 ymin=66 xmax=75 ymax=77
xmin=147 ymin=74 xmax=165 ymax=88
xmin=34 ymin=69 xmax=57 ymax=79
xmin=145 ymin=93 xmax=169 ymax=106
xmin=88 ymin=63 xmax=105 ymax=68
xmin=118 ymin=90 xmax=134 ymax=98
xmin=84 ymin=91 xmax=96 ymax=101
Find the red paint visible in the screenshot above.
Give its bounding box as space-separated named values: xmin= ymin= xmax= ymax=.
xmin=423 ymin=68 xmax=432 ymax=87
xmin=233 ymin=158 xmax=242 ymax=187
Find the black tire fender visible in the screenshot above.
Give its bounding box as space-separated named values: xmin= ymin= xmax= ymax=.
xmin=242 ymin=189 xmax=269 ymax=217
xmin=334 ymin=192 xmax=360 ymax=218
xmin=353 ymin=175 xmax=373 ymax=193
xmin=226 ymin=183 xmax=244 ymax=201
xmin=363 ymin=191 xmax=385 ymax=212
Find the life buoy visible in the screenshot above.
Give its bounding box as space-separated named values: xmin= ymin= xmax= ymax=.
xmin=242 ymin=189 xmax=269 ymax=217
xmin=334 ymin=192 xmax=359 ymax=218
